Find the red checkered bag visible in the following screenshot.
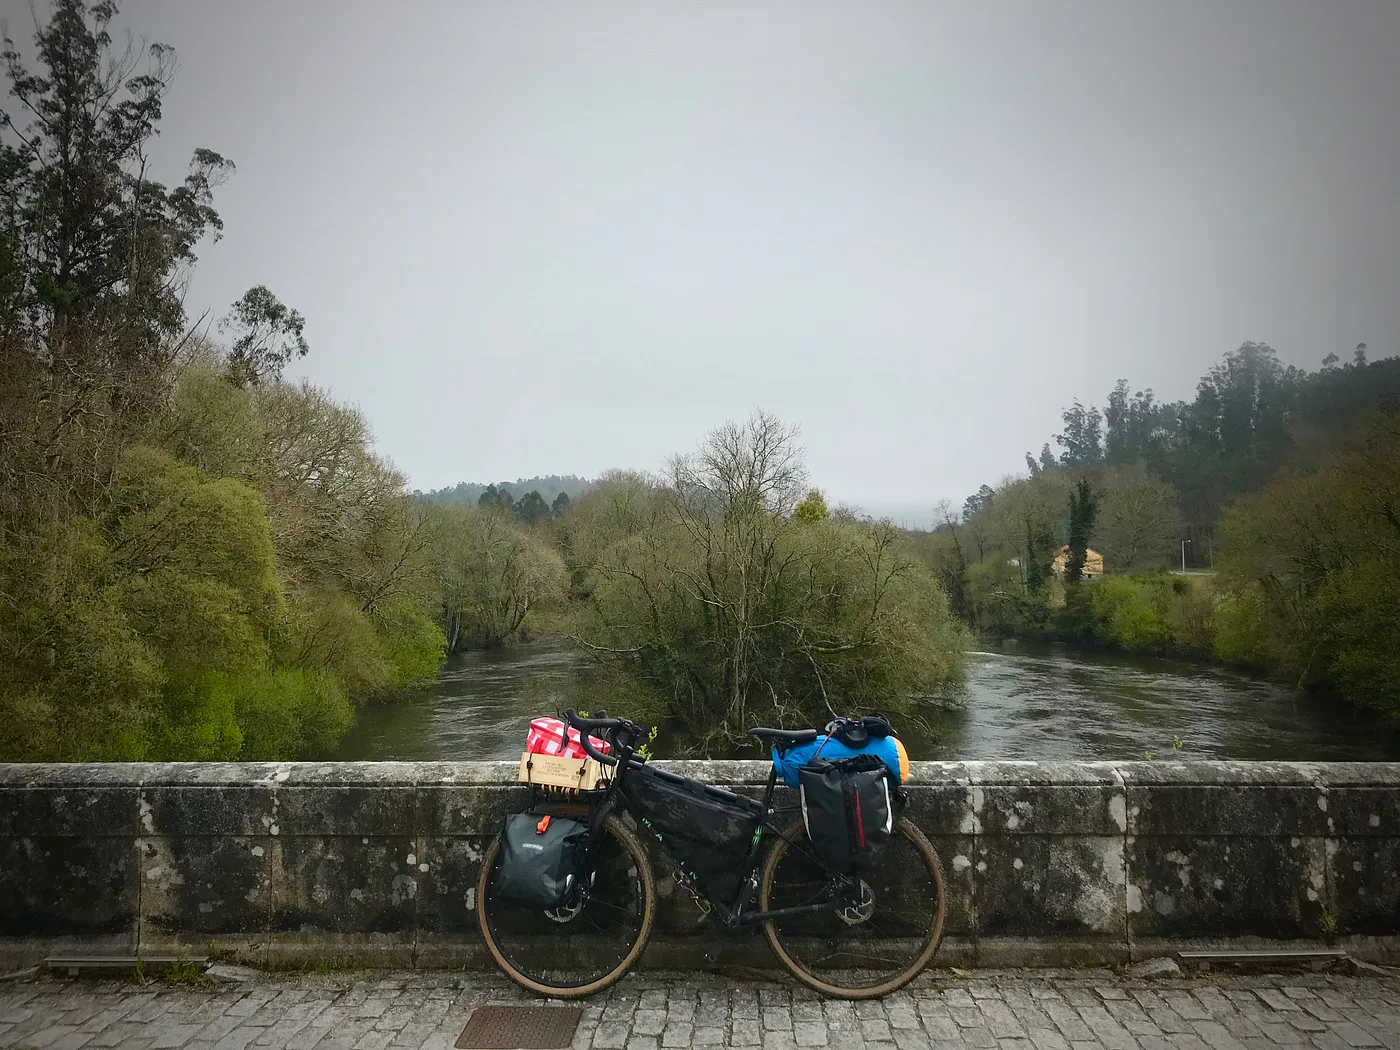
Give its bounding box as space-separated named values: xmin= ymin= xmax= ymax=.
xmin=526 ymin=717 xmax=611 ymax=759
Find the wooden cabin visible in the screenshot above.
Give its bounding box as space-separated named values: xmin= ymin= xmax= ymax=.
xmin=1052 ymin=545 xmax=1104 ymax=577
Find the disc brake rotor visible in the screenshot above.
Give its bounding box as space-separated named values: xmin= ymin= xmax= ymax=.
xmin=543 ymin=898 xmax=584 ymax=923
xmin=836 ymin=879 xmax=876 ymax=926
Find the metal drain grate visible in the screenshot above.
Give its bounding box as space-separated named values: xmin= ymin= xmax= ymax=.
xmin=456 ymin=1006 xmax=584 ymax=1049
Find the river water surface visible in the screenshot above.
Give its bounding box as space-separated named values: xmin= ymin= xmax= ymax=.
xmin=333 ymin=641 xmax=1400 ymax=762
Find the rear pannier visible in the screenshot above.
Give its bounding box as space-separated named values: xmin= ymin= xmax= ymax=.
xmin=621 ymin=765 xmax=762 ymax=904
xmin=798 ymin=754 xmax=897 ymax=874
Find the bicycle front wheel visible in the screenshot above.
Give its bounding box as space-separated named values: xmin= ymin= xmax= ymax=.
xmin=478 ymin=814 xmax=656 ymax=997
xmin=761 ymin=817 xmax=945 ymax=998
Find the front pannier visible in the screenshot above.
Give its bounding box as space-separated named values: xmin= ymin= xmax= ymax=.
xmin=621 ymin=765 xmax=762 ymax=904
xmin=493 ymin=812 xmax=590 ymax=908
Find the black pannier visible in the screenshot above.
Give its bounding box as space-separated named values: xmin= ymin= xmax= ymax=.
xmin=622 ymin=765 xmax=763 ymax=904
xmin=798 ymin=754 xmax=897 ymax=874
xmin=493 ymin=812 xmax=590 ymax=908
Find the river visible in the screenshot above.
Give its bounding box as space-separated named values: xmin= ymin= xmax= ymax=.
xmin=332 ymin=641 xmax=1400 ymax=762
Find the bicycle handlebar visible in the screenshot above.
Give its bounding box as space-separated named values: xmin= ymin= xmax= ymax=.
xmin=563 ymin=709 xmax=628 ymax=766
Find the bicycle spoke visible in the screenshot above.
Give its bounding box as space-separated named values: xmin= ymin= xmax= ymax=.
xmin=763 ymin=819 xmax=945 ymax=996
xmin=480 ymin=815 xmax=653 ymax=995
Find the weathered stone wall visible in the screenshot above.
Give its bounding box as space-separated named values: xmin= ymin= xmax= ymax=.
xmin=2 ymin=761 xmax=1397 ymax=971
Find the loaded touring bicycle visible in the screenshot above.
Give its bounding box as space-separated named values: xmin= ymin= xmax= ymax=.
xmin=477 ymin=710 xmax=946 ymax=999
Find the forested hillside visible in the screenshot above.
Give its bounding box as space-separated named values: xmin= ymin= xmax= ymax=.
xmin=417 ymin=476 xmax=593 ymax=510
xmin=921 ymin=341 xmax=1400 ymax=720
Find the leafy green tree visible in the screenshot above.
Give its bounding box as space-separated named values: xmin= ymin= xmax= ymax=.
xmin=552 ymin=470 xmax=666 ymax=598
xmin=1064 ymin=478 xmax=1100 ymax=583
xmin=962 ymin=485 xmax=994 ymax=521
xmin=1055 ymin=400 xmax=1104 ymax=466
xmin=551 ymin=491 xmax=571 ymax=517
xmin=1025 ymin=522 xmax=1055 ymax=592
xmin=420 ymin=476 xmax=592 ymax=508
xmin=920 ymin=503 xmax=971 ymax=622
xmin=0 ymin=0 xmax=230 ymax=345
xmin=513 ymin=490 xmax=551 ymax=526
xmin=429 ymin=504 xmax=566 ymax=650
xmin=0 ymin=445 xmax=288 ymax=760
xmin=477 ymin=484 xmax=512 ymax=511
xmin=943 ymin=470 xmax=1069 ymax=634
xmin=1026 ymin=343 xmax=1400 ymax=563
xmin=104 ymin=445 xmax=282 ymax=668
xmin=151 ymin=359 xmax=266 ymax=478
xmin=220 ymin=286 xmax=309 ymax=386
xmin=1216 ymin=409 xmax=1400 ymax=713
xmin=0 ymin=517 xmax=163 ymax=760
xmin=1104 ymin=380 xmax=1163 ymax=464
xmin=0 ymin=2 xmax=443 ymax=763
xmin=792 ymin=488 xmax=830 ymax=523
xmin=211 ymin=669 xmax=350 ymax=760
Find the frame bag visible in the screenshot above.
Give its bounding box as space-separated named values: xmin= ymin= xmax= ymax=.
xmin=798 ymin=754 xmax=897 ymax=874
xmin=494 ymin=812 xmax=590 ymax=908
xmin=621 ymin=766 xmax=762 ymax=904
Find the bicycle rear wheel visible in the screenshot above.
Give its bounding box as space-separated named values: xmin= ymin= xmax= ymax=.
xmin=478 ymin=814 xmax=655 ymax=997
xmin=760 ymin=817 xmax=945 ymax=998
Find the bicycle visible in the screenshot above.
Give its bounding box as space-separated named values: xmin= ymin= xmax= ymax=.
xmin=476 ymin=710 xmax=946 ymax=999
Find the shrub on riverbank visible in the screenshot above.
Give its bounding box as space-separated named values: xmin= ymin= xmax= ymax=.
xmin=1061 ymin=574 xmax=1214 ymax=658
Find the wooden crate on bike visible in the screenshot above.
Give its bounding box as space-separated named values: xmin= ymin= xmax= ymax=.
xmin=518 ymin=751 xmax=607 ymax=793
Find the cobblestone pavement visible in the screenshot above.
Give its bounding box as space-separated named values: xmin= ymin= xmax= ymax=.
xmin=1 ymin=967 xmax=1399 ymax=1050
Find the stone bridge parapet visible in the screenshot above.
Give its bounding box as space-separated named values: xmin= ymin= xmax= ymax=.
xmin=2 ymin=760 xmax=1397 ymax=970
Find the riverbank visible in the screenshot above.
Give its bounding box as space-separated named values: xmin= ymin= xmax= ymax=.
xmin=977 ymin=572 xmax=1398 ymax=735
xmin=974 ymin=568 xmax=1400 ymax=749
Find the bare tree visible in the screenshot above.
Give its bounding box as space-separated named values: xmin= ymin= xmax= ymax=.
xmin=1097 ymin=463 xmax=1182 ymax=571
xmin=432 ymin=505 xmax=566 ymax=650
xmin=573 ymin=412 xmax=967 ymax=747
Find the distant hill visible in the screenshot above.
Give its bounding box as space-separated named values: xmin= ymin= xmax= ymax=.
xmin=415 ymin=475 xmax=594 ymax=507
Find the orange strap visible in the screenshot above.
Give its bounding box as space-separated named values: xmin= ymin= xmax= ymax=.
xmin=536 ymin=814 xmax=552 ymax=835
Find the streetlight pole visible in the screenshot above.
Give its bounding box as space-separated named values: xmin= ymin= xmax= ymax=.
xmin=1181 ymin=538 xmax=1191 ymax=573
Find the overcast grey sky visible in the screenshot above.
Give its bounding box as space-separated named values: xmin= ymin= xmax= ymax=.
xmin=20 ymin=0 xmax=1398 ymax=520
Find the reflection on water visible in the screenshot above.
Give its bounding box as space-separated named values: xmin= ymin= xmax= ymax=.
xmin=332 ymin=640 xmax=1400 ymax=762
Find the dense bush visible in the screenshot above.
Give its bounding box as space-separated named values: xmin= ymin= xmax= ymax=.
xmin=1064 ymin=574 xmax=1212 ymax=657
